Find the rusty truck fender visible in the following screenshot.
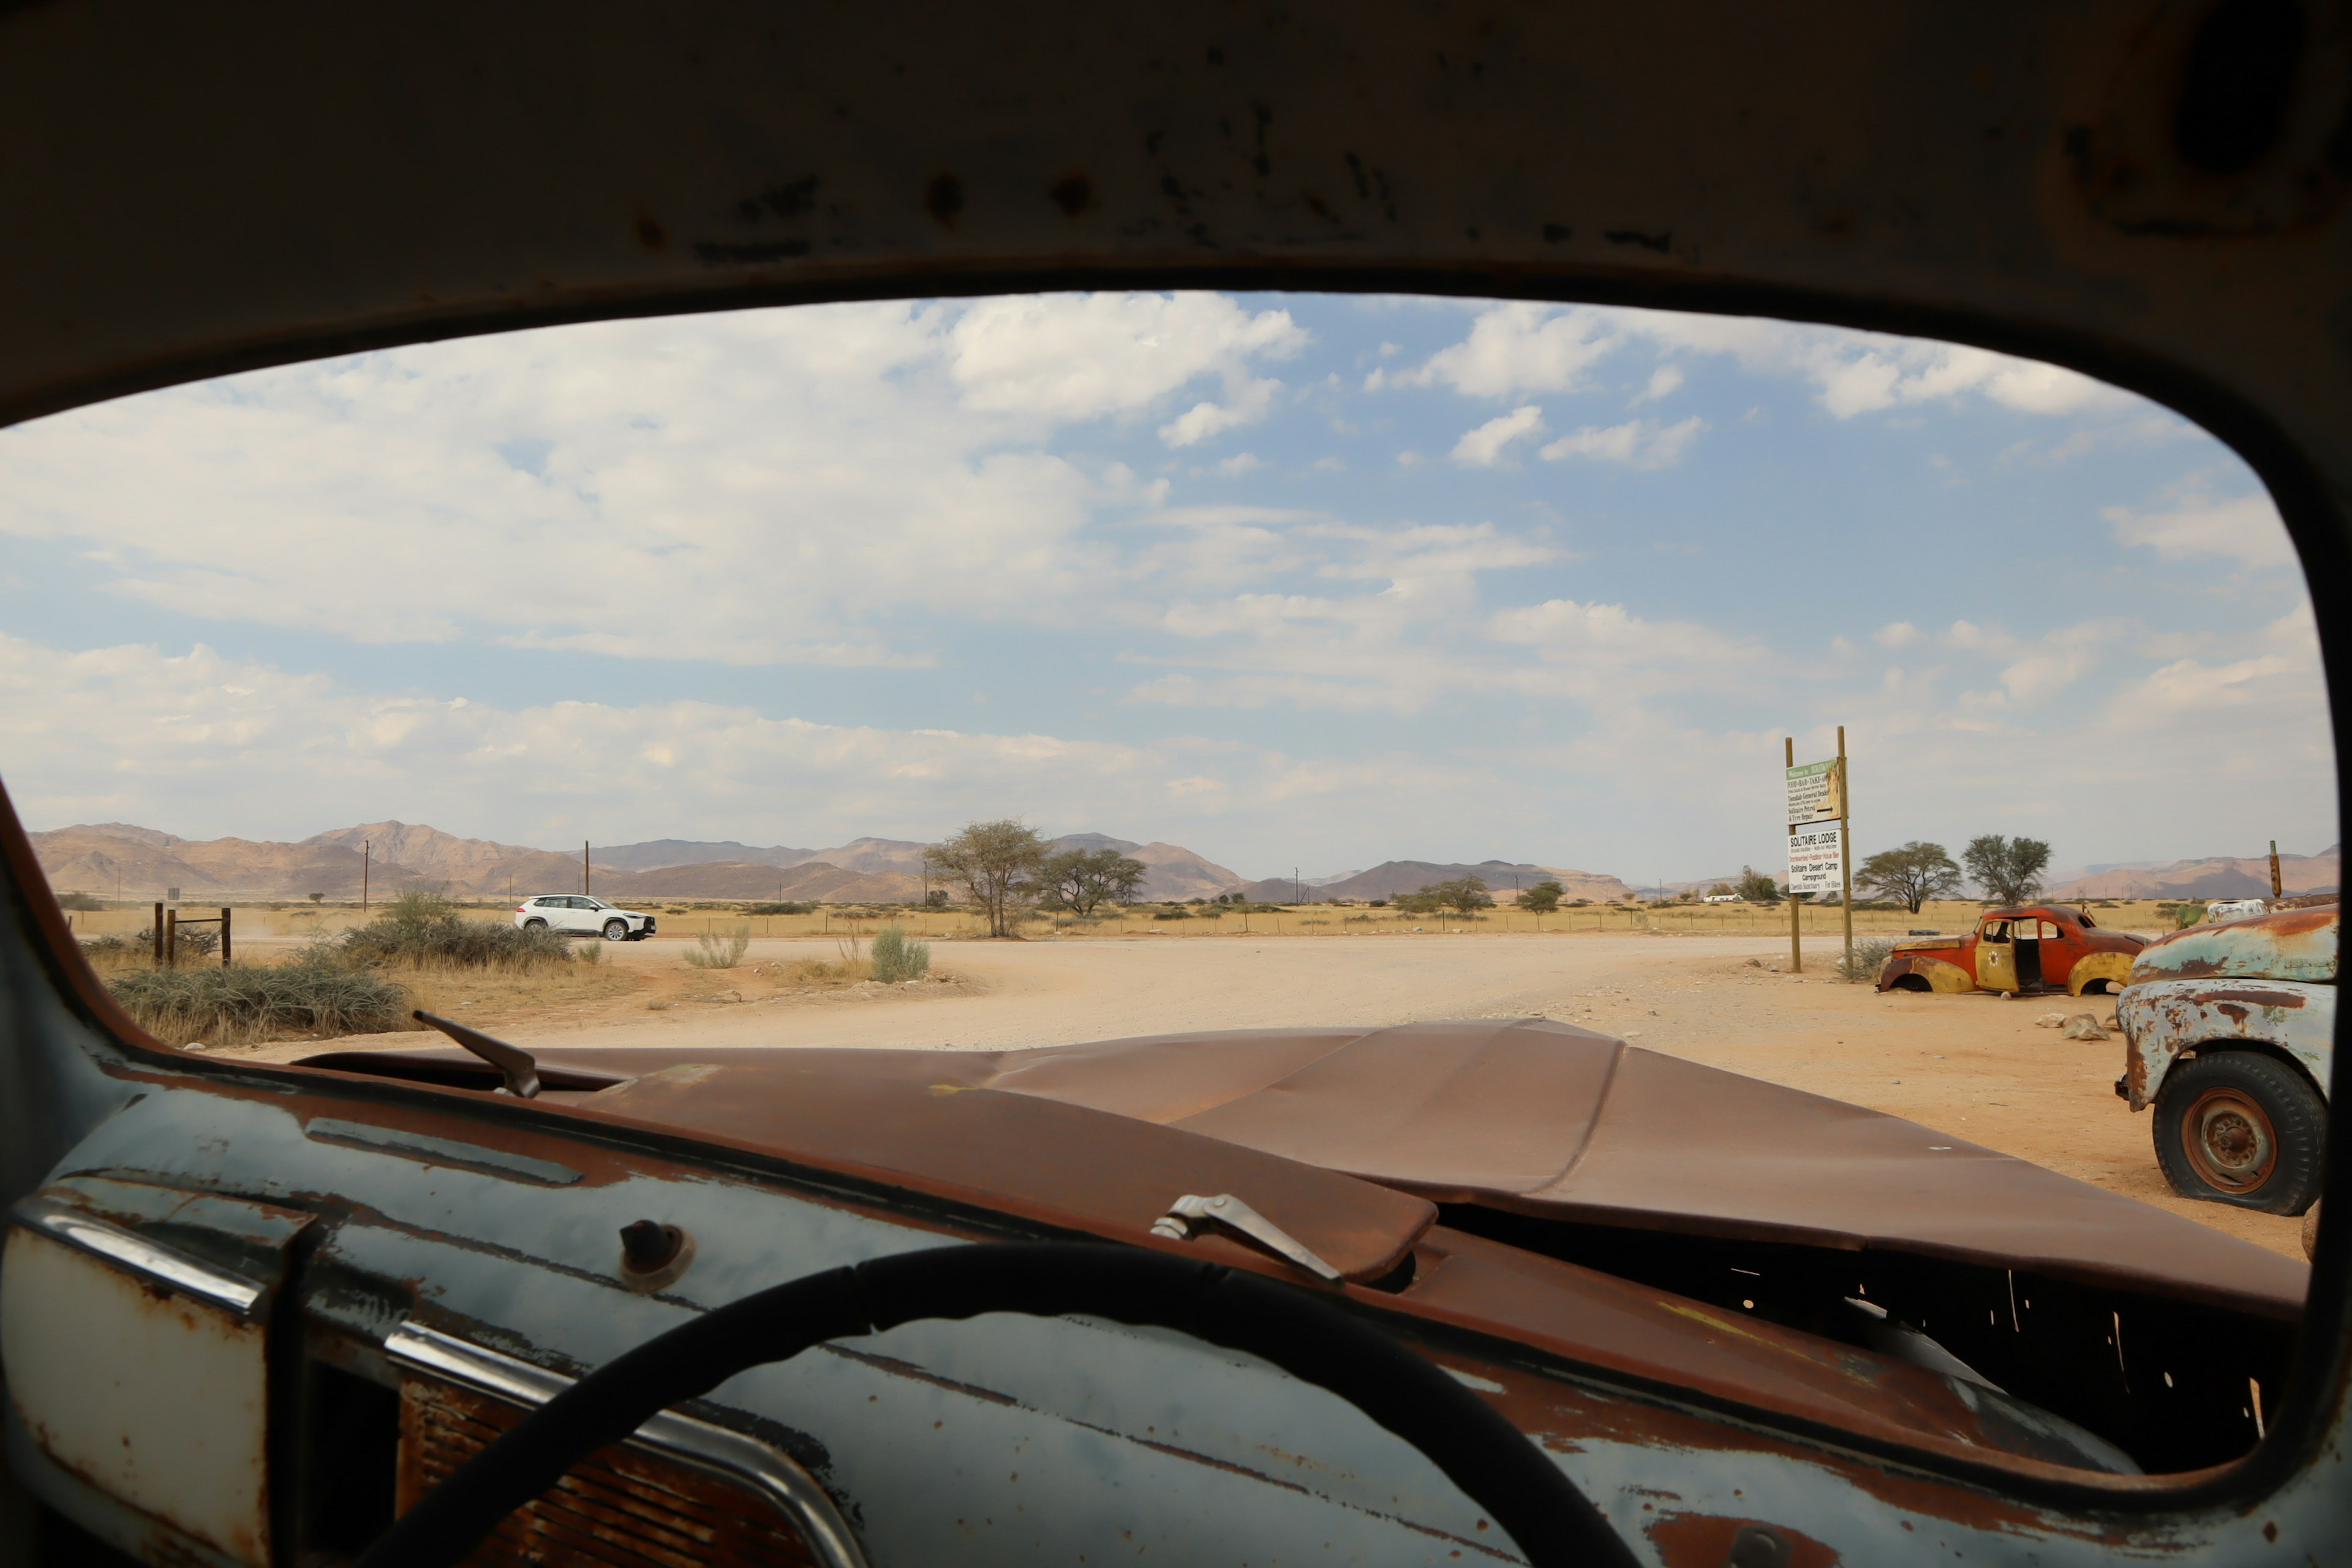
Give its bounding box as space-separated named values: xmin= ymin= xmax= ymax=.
xmin=2113 ymin=977 xmax=2335 ymax=1113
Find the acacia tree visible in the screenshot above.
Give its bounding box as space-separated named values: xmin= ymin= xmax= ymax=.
xmin=1036 ymin=847 xmax=1147 ymax=914
xmin=1425 ymin=874 xmax=1493 ymax=914
xmin=1964 ymin=834 xmax=2053 ymax=906
xmin=924 ymin=820 xmax=1049 ymax=937
xmin=1856 ymin=840 xmax=1964 ymax=913
xmin=1735 ymin=865 xmax=1783 ymax=904
xmin=1521 ymin=880 xmax=1564 ymax=913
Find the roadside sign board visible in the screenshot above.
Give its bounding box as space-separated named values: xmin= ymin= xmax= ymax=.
xmin=1787 ymin=822 xmax=1845 ymax=895
xmin=1785 ymin=758 xmax=1844 ymax=824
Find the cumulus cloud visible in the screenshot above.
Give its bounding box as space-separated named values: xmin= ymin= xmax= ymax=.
xmin=1161 ymin=378 xmax=1283 ymax=448
xmin=1452 ymin=405 xmax=1547 ymax=465
xmin=2104 ymin=487 xmax=2297 ymax=570
xmin=1393 ymin=301 xmax=2135 ymax=422
xmin=951 ymin=293 xmax=1306 ymax=419
xmin=1538 ymin=416 xmax=1705 ymax=467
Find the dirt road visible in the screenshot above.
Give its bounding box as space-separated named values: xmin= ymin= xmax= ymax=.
xmin=253 ymin=930 xmax=2306 ymax=1258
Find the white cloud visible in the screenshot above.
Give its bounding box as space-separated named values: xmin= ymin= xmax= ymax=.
xmin=1538 ymin=416 xmax=1705 ymax=468
xmin=950 ymin=293 xmax=1306 ymax=420
xmin=2104 ymin=488 xmax=2296 ymax=570
xmin=1212 ymin=453 xmax=1265 ymax=475
xmin=1402 ymin=304 xmax=1618 ymax=397
xmin=1874 ymin=621 xmax=1921 ymax=649
xmin=1398 ymin=301 xmax=2135 ymax=423
xmin=1452 ymin=405 xmax=1547 ymax=466
xmin=1635 ymin=364 xmax=1684 ymax=404
xmin=1160 ymin=377 xmax=1282 ymax=448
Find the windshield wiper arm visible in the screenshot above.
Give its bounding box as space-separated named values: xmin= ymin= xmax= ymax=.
xmin=413 ymin=1010 xmax=541 ymax=1099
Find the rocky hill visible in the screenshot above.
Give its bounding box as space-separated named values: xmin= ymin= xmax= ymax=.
xmin=2051 ymin=846 xmax=2339 ymax=901
xmin=1234 ymin=859 xmax=1632 ymax=904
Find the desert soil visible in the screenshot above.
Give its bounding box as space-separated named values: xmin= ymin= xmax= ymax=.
xmin=240 ymin=930 xmax=2305 ymax=1259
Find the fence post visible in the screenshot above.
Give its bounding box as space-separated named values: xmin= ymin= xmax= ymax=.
xmin=164 ymin=908 xmax=177 ymax=968
xmin=151 ymin=902 xmax=164 ymax=965
xmin=221 ymin=907 xmax=232 ymax=968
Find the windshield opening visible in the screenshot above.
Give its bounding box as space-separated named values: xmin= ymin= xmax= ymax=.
xmin=5 ymin=291 xmax=2329 ymax=1477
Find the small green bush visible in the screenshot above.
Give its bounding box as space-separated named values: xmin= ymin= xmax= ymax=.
xmin=344 ymin=890 xmax=574 ymax=969
xmin=872 ymin=925 xmax=931 ymax=983
xmin=686 ymin=925 xmax=752 ymax=969
xmin=747 ymin=901 xmax=816 ymax=916
xmin=108 ymin=950 xmax=409 ymax=1043
xmin=54 ymin=891 xmax=105 ymax=911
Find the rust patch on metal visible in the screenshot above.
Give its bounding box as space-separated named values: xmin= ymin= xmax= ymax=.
xmin=399 ymin=1376 xmax=820 ymax=1566
xmin=1648 ymin=1512 xmax=1840 ymax=1566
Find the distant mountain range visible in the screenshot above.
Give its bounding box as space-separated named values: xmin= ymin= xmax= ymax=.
xmin=31 ymin=821 xmax=1626 ymax=908
xmin=2049 ymin=846 xmax=2340 ymax=901
xmin=30 ymin=822 xmax=1246 ymax=905
xmin=42 ymin=818 xmax=2328 ymax=910
xmin=1233 ymin=859 xmax=1632 ymax=905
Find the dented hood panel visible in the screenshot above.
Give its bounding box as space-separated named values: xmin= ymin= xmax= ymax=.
xmin=312 ymin=1016 xmax=2306 ymax=1319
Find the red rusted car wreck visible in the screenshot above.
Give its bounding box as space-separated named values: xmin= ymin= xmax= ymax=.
xmin=1877 ymin=905 xmax=2146 ymax=997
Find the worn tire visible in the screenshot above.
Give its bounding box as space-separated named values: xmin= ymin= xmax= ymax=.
xmin=2152 ymin=1051 xmax=2326 ymax=1215
xmin=522 ymin=918 xmax=548 ymax=932
xmin=603 ymin=919 xmax=628 ymax=941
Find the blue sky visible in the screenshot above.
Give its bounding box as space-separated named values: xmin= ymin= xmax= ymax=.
xmin=0 ymin=292 xmax=2328 ymax=883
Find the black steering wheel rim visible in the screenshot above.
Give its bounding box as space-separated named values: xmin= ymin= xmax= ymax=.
xmin=358 ymin=1241 xmax=1638 ymax=1568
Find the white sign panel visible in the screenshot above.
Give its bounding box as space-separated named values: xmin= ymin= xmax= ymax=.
xmin=1785 ymin=758 xmax=1844 ymax=825
xmin=1787 ymin=822 xmax=1845 ymax=895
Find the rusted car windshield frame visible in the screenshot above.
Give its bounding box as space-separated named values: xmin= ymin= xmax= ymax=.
xmin=0 ymin=17 xmax=2346 ymax=1531
xmin=6 ymin=270 xmax=2337 ymax=1526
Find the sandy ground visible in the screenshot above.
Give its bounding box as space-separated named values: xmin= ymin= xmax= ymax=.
xmin=239 ymin=930 xmax=2305 ymax=1259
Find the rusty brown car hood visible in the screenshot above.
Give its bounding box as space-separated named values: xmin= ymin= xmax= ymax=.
xmin=309 ymin=1016 xmax=2305 ymax=1321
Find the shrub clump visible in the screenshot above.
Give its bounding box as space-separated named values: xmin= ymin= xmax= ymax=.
xmin=108 ymin=949 xmax=409 ymax=1044
xmin=342 ymin=890 xmax=573 ymax=969
xmin=686 ymin=925 xmax=752 ymax=969
xmin=747 ymin=901 xmax=816 ymax=915
xmin=872 ymin=925 xmax=930 ymax=983
xmin=1838 ymin=936 xmax=1897 ymax=984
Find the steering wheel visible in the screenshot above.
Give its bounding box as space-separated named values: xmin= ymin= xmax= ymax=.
xmin=358 ymin=1242 xmax=1638 ymax=1567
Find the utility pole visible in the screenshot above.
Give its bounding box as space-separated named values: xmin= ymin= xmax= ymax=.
xmin=1838 ymin=725 xmax=1853 ymax=980
xmin=583 ymin=840 xmax=590 ymax=897
xmin=1785 ymin=737 xmax=1802 ymax=975
xmin=362 ymin=839 xmax=370 ymax=912
xmin=2271 ymin=840 xmax=2284 ymax=900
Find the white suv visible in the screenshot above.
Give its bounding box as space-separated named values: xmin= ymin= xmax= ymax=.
xmin=513 ymin=894 xmax=657 ymax=941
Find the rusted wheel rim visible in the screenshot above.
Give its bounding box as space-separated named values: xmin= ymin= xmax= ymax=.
xmin=2182 ymin=1086 xmax=2277 ymax=1193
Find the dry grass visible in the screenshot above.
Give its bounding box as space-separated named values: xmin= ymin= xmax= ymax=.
xmin=105 ymin=948 xmax=410 ymax=1047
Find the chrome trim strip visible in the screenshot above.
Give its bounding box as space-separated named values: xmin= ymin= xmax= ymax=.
xmin=7 ymin=1200 xmax=264 ymax=1319
xmin=384 ymin=1322 xmax=868 ymax=1568
xmin=303 ymin=1118 xmax=583 ymax=1186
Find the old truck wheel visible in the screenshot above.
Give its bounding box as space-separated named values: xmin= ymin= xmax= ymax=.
xmin=2152 ymin=1052 xmax=2326 ymax=1215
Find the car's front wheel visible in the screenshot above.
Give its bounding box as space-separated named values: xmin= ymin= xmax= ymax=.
xmin=2152 ymin=1050 xmax=2326 ymax=1215
xmin=603 ymin=919 xmax=628 ymax=941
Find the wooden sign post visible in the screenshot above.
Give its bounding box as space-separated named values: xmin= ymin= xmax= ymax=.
xmin=1838 ymin=725 xmax=1854 ymax=980
xmin=1784 ymin=732 xmax=1853 ymax=977
xmin=1785 ymin=738 xmax=1802 ymax=973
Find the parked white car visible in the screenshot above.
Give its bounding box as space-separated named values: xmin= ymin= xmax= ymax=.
xmin=513 ymin=894 xmax=657 ymax=941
